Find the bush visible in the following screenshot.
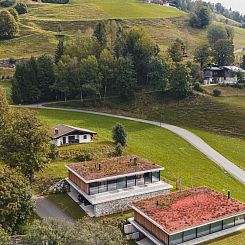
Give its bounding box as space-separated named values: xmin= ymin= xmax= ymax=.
xmin=15 ymin=3 xmax=27 ymax=15
xmin=75 ymin=152 xmax=93 ymax=162
xmin=8 ymin=8 xmax=19 ymax=22
xmin=0 ymin=226 xmax=9 ymax=245
xmin=112 ymin=123 xmax=127 ymax=146
xmin=193 ymin=82 xmax=203 ymax=92
xmin=213 ymin=89 xmax=221 ymax=97
xmin=114 ymin=143 xmax=123 ymax=157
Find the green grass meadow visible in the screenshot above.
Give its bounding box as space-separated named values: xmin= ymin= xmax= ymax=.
xmin=34 ymin=108 xmax=245 ymax=202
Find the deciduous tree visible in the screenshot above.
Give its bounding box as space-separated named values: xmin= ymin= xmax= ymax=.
xmin=194 ymin=44 xmax=211 ymax=68
xmin=0 ymin=10 xmax=19 ymax=39
xmin=0 ymin=109 xmax=52 ymax=182
xmin=0 ymin=225 xmax=9 ymax=245
xmin=0 ymin=165 xmax=33 ymax=233
xmin=212 ymin=39 xmax=234 ymax=66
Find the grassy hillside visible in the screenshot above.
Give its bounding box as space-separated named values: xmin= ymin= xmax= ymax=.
xmin=1 ymin=0 xmax=245 ymax=60
xmin=34 ymin=108 xmax=245 ymax=202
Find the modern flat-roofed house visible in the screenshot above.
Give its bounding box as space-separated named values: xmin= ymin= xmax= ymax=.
xmin=126 ymin=187 xmax=245 ymax=245
xmin=65 ymin=156 xmax=172 ymax=217
xmin=51 ymin=125 xmax=96 ymax=147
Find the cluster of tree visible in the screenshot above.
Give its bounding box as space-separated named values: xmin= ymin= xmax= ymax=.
xmin=189 ymin=1 xmax=211 ymax=29
xmin=13 ymin=22 xmax=196 ymax=105
xmin=174 ymin=0 xmax=245 ymax=27
xmin=23 ymin=217 xmax=126 ymax=245
xmin=0 ymin=1 xmax=27 ymax=39
xmin=194 ymin=25 xmax=235 ymax=67
xmin=0 ymin=9 xmax=19 ymax=39
xmin=0 ymin=88 xmax=52 ymax=237
xmin=214 ymin=2 xmax=245 ymax=25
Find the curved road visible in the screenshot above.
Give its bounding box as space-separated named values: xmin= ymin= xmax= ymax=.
xmin=25 ymin=104 xmax=245 ymax=186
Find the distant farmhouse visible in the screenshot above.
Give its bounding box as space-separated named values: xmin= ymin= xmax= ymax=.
xmin=125 ymin=187 xmax=245 ymax=245
xmin=147 ymin=0 xmax=177 ymax=7
xmin=203 ymin=65 xmax=245 ymax=85
xmin=51 ymin=125 xmax=96 ymax=147
xmin=66 ymin=156 xmax=172 ymax=217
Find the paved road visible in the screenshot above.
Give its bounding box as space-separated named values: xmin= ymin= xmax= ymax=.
xmin=24 ymin=104 xmax=245 ymax=186
xmin=34 ymin=196 xmax=73 ymax=222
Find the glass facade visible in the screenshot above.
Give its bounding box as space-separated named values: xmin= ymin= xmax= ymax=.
xmin=169 ymin=214 xmax=245 ymax=245
xmin=88 ymin=171 xmax=161 ymax=195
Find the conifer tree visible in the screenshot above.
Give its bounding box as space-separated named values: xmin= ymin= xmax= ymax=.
xmin=55 ymin=40 xmax=64 ymax=64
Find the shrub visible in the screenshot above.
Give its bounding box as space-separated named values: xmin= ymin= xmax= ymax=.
xmin=114 ymin=143 xmax=123 ymax=157
xmin=213 ymin=89 xmax=221 ymax=97
xmin=0 ymin=226 xmax=9 ymax=245
xmin=75 ymin=152 xmax=93 ymax=162
xmin=112 ymin=123 xmax=127 ymax=146
xmin=8 ymin=8 xmax=19 ymax=22
xmin=15 ymin=3 xmax=28 ymax=15
xmin=193 ymin=82 xmax=204 ymax=92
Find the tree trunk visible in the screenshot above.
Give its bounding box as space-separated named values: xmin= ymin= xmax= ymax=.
xmin=80 ymin=89 xmax=83 ymax=104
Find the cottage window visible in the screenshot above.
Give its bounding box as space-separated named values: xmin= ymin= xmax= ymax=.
xmin=116 ymin=177 xmax=126 ymax=189
xmin=197 ymin=224 xmax=210 ymax=237
xmin=136 ymin=174 xmax=144 ymax=186
xmin=89 ymin=182 xmax=99 ymax=195
xmin=183 ymin=228 xmax=196 ymax=242
xmin=210 ymin=221 xmax=222 ymax=233
xmin=223 ymin=217 xmax=235 ymax=229
xmin=127 ymin=175 xmax=136 ymax=187
xmin=108 ymin=179 xmax=117 ymax=191
xmin=144 ymin=172 xmax=152 ymax=184
xmin=169 ymin=232 xmax=182 ymax=245
xmin=152 ymin=171 xmax=160 ymax=182
xmin=83 ymin=135 xmax=87 ymax=139
xmin=235 ymin=215 xmax=245 ymax=226
xmin=98 ymin=181 xmax=107 ymax=193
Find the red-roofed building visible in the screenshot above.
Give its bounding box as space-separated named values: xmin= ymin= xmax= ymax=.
xmin=125 ymin=187 xmax=245 ymax=244
xmin=65 ymin=156 xmax=172 ymax=217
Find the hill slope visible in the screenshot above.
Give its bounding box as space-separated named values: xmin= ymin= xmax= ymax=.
xmin=1 ymin=0 xmax=245 ymax=60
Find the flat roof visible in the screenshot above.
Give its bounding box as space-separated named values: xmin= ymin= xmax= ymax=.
xmin=66 ymin=156 xmax=163 ymax=182
xmin=51 ymin=124 xmax=96 ymax=139
xmin=131 ymin=187 xmax=245 ymax=234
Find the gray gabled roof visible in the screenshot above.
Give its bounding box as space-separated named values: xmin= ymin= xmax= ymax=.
xmin=51 ymin=124 xmax=97 ymax=139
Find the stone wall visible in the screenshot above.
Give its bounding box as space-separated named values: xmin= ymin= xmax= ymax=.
xmin=94 ymin=189 xmax=170 ymax=217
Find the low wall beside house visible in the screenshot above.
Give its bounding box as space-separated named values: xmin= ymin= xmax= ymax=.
xmin=93 ymin=189 xmax=170 ymax=217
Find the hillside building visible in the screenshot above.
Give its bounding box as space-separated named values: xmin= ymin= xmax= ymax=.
xmin=125 ymin=187 xmax=245 ymax=245
xmin=51 ymin=124 xmax=96 ymax=147
xmin=66 ymin=156 xmax=172 ymax=217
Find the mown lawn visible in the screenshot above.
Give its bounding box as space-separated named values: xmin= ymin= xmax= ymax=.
xmin=47 ymin=193 xmax=86 ymax=220
xmin=192 ymin=129 xmax=245 ymax=171
xmin=34 ymin=108 xmax=245 ymax=202
xmin=201 ymin=230 xmax=245 ymax=245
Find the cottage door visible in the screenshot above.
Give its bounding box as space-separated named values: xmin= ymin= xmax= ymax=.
xmin=63 ymin=137 xmax=66 ymax=144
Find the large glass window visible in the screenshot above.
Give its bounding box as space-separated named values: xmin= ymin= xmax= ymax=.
xmin=235 ymin=215 xmax=245 ymax=226
xmin=108 ymin=179 xmax=117 ymax=191
xmin=210 ymin=221 xmax=222 ymax=233
xmin=183 ymin=229 xmax=196 ymax=242
xmin=144 ymin=172 xmax=152 ymax=184
xmin=127 ymin=175 xmax=136 ymax=187
xmin=136 ymin=174 xmax=144 ymax=186
xmin=223 ymin=217 xmax=235 ymax=229
xmin=197 ymin=224 xmax=210 ymax=237
xmin=169 ymin=233 xmax=183 ymax=245
xmin=89 ymin=182 xmax=98 ymax=195
xmin=98 ymin=181 xmax=107 ymax=193
xmin=116 ymin=177 xmax=126 ymax=189
xmin=152 ymin=171 xmax=160 ymax=182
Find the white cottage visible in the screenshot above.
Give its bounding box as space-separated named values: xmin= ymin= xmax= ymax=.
xmin=51 ymin=125 xmax=96 ymax=147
